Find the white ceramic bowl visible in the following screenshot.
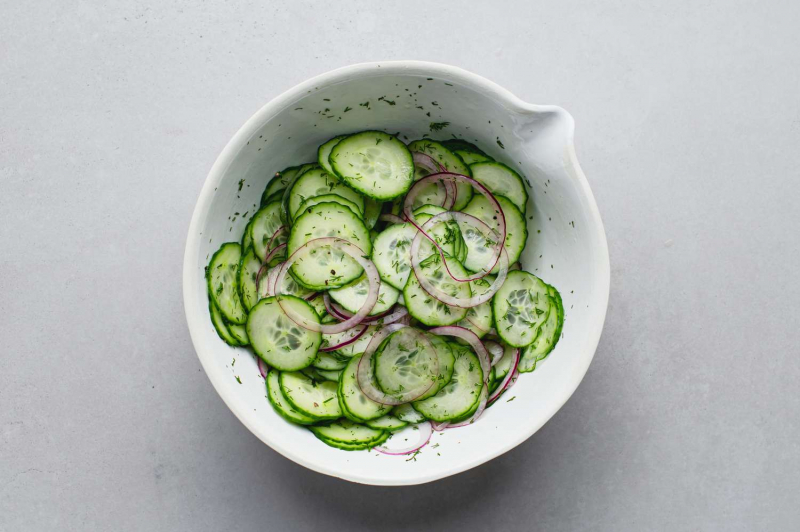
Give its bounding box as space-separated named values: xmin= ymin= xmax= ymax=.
xmin=183 ymin=61 xmax=609 ymax=485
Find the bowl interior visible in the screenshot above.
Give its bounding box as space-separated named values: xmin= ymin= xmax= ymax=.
xmin=184 ymin=62 xmax=609 ymax=485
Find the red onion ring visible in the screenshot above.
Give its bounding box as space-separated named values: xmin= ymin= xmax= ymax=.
xmin=404 ymin=172 xmax=505 ymax=276
xmin=378 ymin=214 xmax=405 ymax=225
xmin=431 ymin=421 xmax=449 ymax=432
xmin=322 ymin=293 xmax=404 ymax=324
xmin=274 ymin=238 xmax=379 ymax=334
xmin=484 ymin=341 xmax=504 ymax=367
xmin=488 ymin=348 xmax=520 ymax=404
xmin=411 ymin=212 xmax=509 ymax=308
xmin=356 ymin=324 xmax=439 ymax=405
xmin=374 ymin=421 xmax=433 ymax=455
xmin=257 ymin=358 xmax=269 ymax=379
xmin=319 ymin=324 xmax=369 ymax=352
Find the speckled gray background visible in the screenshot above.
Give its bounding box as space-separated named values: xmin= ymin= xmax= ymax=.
xmin=2 ymin=1 xmax=799 ymax=530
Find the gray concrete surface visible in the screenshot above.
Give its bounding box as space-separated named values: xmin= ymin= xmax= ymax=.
xmin=2 ymin=1 xmax=799 ymax=530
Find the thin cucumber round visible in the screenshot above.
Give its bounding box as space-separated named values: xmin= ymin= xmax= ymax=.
xmin=441 ymin=139 xmax=487 ymax=156
xmin=250 ymin=202 xmax=284 ymax=262
xmin=259 ymin=265 xmax=315 ymax=300
xmin=287 ymin=202 xmax=372 ymax=290
xmin=456 ymin=276 xmax=495 ymax=338
xmin=309 ymin=419 xmax=387 ymax=446
xmin=246 ymin=296 xmax=321 ymax=370
xmin=412 ymin=344 xmax=484 ymax=422
xmin=454 ymin=150 xmax=492 ymax=165
xmin=296 ymin=193 xmax=362 ymax=221
xmin=315 ymin=368 xmax=343 ymax=382
xmin=330 ymin=131 xmax=415 ymax=200
xmin=519 ymin=285 xmax=564 ymax=372
xmin=413 ymin=334 xmax=456 ymax=401
xmin=334 ymin=324 xmax=380 ymax=358
xmin=494 ymin=343 xmax=517 ymax=380
xmin=262 ymin=166 xmax=299 ymax=205
xmin=362 ymin=197 xmax=382 ymax=229
xmin=317 ymin=135 xmax=348 ymax=175
xmin=314 ymin=432 xmax=390 ymax=451
xmin=280 ymin=371 xmax=341 ymax=420
xmin=241 ymin=213 xmax=255 ymax=251
xmin=463 ymin=194 xmax=527 ymax=273
xmin=364 ymin=415 xmax=408 ymax=431
xmin=328 ymin=273 xmax=399 ymax=316
xmin=371 ymin=223 xmax=417 ymax=290
xmin=208 ymin=297 xmax=242 ymax=346
xmin=237 ymin=246 xmax=261 ymax=311
xmin=313 ymin=351 xmax=349 ymax=371
xmin=266 ymin=370 xmax=315 ymax=425
xmin=416 ymin=206 xmax=467 ymax=262
xmin=339 ymin=355 xmax=390 ymax=421
xmin=226 ymin=321 xmax=249 ymax=345
xmin=469 ymin=162 xmax=528 ymax=213
xmin=403 ymin=255 xmax=471 ymax=326
xmin=287 ymin=167 xmax=365 ymax=221
xmin=280 ymin=163 xmax=318 ymax=224
xmin=407 ymin=140 xmax=473 ymax=210
xmin=207 ymin=242 xmax=247 ymax=324
xmin=392 ymin=403 xmax=426 ymax=424
xmin=374 ymin=328 xmax=440 ymax=399
xmin=492 ymin=270 xmax=551 ymax=347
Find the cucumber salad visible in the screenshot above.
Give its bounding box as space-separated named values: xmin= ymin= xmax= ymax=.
xmin=206 ymin=131 xmax=563 ymax=454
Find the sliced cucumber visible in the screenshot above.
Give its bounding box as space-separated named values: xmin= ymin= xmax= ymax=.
xmin=209 ymin=297 xmax=242 ymax=346
xmin=313 ymin=351 xmax=349 ymax=371
xmin=414 ymin=334 xmax=456 ymax=401
xmin=492 ymin=270 xmax=550 ymax=347
xmin=519 ymin=285 xmax=563 ymax=372
xmin=393 ymin=403 xmax=426 ymax=424
xmin=317 ymin=135 xmax=347 ymax=175
xmin=374 ymin=328 xmax=440 ymax=399
xmin=296 ymin=193 xmax=362 ymax=221
xmin=262 ymin=166 xmax=299 ymax=205
xmin=456 ymin=276 xmax=495 ymax=338
xmin=266 ymin=370 xmax=315 ymax=424
xmin=488 ymin=366 xmax=499 ymax=395
xmin=250 ymin=202 xmax=284 ymax=262
xmin=306 ymin=293 xmax=327 ymax=318
xmin=288 ymin=167 xmax=365 ymax=221
xmin=246 ymin=296 xmax=321 ymax=370
xmin=241 ymin=213 xmax=255 ymax=251
xmin=328 ymin=273 xmax=399 ymax=316
xmin=410 ymin=161 xmax=447 ymax=209
xmin=207 ymin=242 xmax=247 ymax=324
xmin=315 ymin=432 xmax=390 ymax=451
xmin=454 ymin=150 xmax=492 ymax=165
xmin=448 ymin=383 xmax=487 ymax=424
xmin=259 ymin=264 xmax=315 ymax=300
xmin=407 ymin=140 xmax=473 ymax=210
xmin=371 ymin=223 xmax=417 ymax=290
xmin=280 ymin=371 xmax=340 ymax=420
xmin=279 ymin=162 xmax=318 ymax=224
xmin=441 ymin=139 xmax=487 ymax=156
xmin=237 ymin=246 xmax=261 ymax=311
xmin=363 ymin=197 xmax=382 ymax=229
xmin=365 ymin=415 xmax=408 ymax=431
xmin=226 ymin=321 xmax=249 ymax=345
xmin=287 ymin=202 xmax=372 ymax=290
xmin=463 ymin=194 xmax=527 ymax=272
xmin=309 ymin=419 xmax=387 ymax=446
xmin=494 ymin=343 xmax=517 ymax=380
xmin=403 ymin=255 xmax=471 ymax=326
xmin=334 ymin=324 xmax=380 ymax=358
xmin=412 ymin=344 xmax=484 ymax=422
xmin=470 ymin=162 xmax=528 ymax=212
xmin=315 ymin=368 xmax=343 ymax=382
xmin=330 ymin=131 xmax=414 ymax=200
xmin=339 ymin=355 xmax=390 ymax=421
xmin=415 ymin=206 xmax=467 ymax=262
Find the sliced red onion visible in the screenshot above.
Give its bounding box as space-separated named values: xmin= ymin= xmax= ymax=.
xmin=319 ymin=324 xmax=369 ymax=352
xmin=484 ymin=341 xmax=505 ymax=367
xmin=428 ymin=326 xmax=491 ymax=387
xmin=266 ymin=226 xmax=288 ymax=259
xmin=323 ymin=293 xmax=402 ymax=324
xmin=374 ymin=421 xmax=433 ymax=456
xmin=378 ymin=213 xmax=405 ymax=225
xmin=356 ymin=324 xmax=438 ymax=406
xmin=411 ymin=212 xmax=509 ymax=308
xmin=488 ymin=349 xmax=520 ymax=404
xmin=257 ymin=358 xmax=269 ymax=379
xmin=404 ymin=172 xmax=505 ymax=275
xmin=255 ymin=243 xmax=287 ymax=296
xmin=274 ymin=238 xmax=379 ymax=334
xmin=431 ymin=421 xmax=449 ymax=431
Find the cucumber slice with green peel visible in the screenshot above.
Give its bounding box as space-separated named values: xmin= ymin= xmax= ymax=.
xmin=492 ymin=270 xmax=551 ymax=347
xmin=280 ymin=371 xmax=341 ymax=420
xmin=519 ymin=286 xmax=564 ymax=372
xmin=410 ymin=162 xmax=448 ymax=209
xmin=488 ymin=366 xmax=499 ymax=395
xmin=330 ymin=131 xmax=415 ymax=200
xmin=313 ymin=351 xmax=349 ymax=371
xmin=287 ymin=202 xmax=372 ymax=290
xmin=262 ymin=166 xmax=299 ymax=205
xmin=462 ymin=194 xmax=527 ymax=273
xmin=413 ymin=335 xmax=456 ymax=401
xmin=237 ymin=247 xmax=261 ymax=311
xmin=259 ymin=264 xmax=315 ymax=300
xmin=334 ymin=324 xmax=381 ymax=358
xmin=339 ymin=355 xmax=391 ymax=421
xmin=403 ymin=255 xmax=471 ymax=326
xmin=317 ymin=135 xmax=348 ymax=175
xmin=246 ymin=296 xmax=321 ymax=370
xmin=209 ymin=297 xmax=242 ymax=346
xmin=441 ymin=139 xmax=487 ymax=156
xmin=296 ymin=194 xmax=362 ymax=221
xmin=328 ymin=273 xmax=399 ymax=316
xmin=448 ymin=383 xmax=487 ymax=424
xmin=494 ymin=344 xmax=517 ymax=380
xmin=315 ymin=432 xmax=390 ymax=451
xmin=306 ymin=294 xmax=327 ymax=318
xmin=309 ymin=419 xmax=387 ymax=445
xmin=226 ymin=321 xmax=249 ymax=345
xmin=207 ymin=242 xmax=248 ymax=324
xmin=241 ymin=214 xmax=255 ymax=251
xmin=393 ymin=403 xmax=426 ymax=424
xmin=315 ymin=368 xmax=343 ymax=382
xmin=280 ymin=162 xmax=318 ymax=224
xmin=287 ymin=167 xmax=365 ymax=221
xmin=469 ymin=162 xmax=528 ymax=212
xmin=365 ymin=415 xmax=408 ymax=431
xmin=407 ymin=140 xmax=473 ymax=210
xmin=374 ymin=328 xmax=440 ymax=399
xmin=415 ymin=206 xmax=467 ymax=262
xmin=371 ymin=223 xmax=417 ymax=290
xmin=266 ymin=370 xmax=316 ymax=425
xmin=362 ymin=197 xmax=382 ymax=229
xmin=456 ymin=276 xmax=495 ymax=338
xmin=454 ymin=150 xmax=492 ymax=165
xmin=412 ymin=344 xmax=484 ymax=422
xmin=250 ymin=202 xmax=285 ymax=262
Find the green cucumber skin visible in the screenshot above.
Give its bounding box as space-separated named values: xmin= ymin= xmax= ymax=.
xmin=207 ymin=242 xmax=248 ymax=325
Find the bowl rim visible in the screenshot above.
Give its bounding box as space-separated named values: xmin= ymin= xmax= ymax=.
xmin=183 ymin=60 xmax=610 ymax=485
